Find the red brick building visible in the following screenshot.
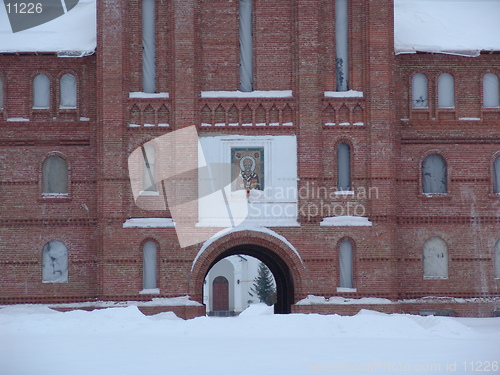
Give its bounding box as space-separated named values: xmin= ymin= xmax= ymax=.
xmin=1 ymin=0 xmax=499 ymax=317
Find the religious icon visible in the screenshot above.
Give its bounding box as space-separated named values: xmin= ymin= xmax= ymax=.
xmin=231 ymin=147 xmax=264 ymax=192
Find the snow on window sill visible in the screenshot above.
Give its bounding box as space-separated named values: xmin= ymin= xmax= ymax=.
xmin=59 ymin=106 xmax=77 ymax=110
xmin=139 ymin=288 xmax=160 ymax=295
xmin=42 ymin=193 xmax=69 ymax=198
xmin=423 ymin=276 xmax=449 ymax=280
xmin=324 ymin=90 xmax=364 ymax=98
xmin=336 ymin=287 xmax=357 ymax=293
xmin=459 ymin=117 xmax=481 ymax=121
xmin=129 ymin=92 xmax=169 ymax=99
xmin=32 ymin=107 xmax=50 ymax=110
xmin=334 ymin=190 xmax=354 ymax=196
xmin=42 ymin=280 xmax=68 ymax=284
xmin=7 ymin=117 xmax=29 ymax=122
xmin=420 ymin=193 xmax=450 ymax=200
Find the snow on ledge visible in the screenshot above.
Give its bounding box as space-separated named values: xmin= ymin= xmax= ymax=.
xmin=129 ymin=92 xmax=170 ymax=99
xmin=324 ymin=90 xmax=364 ymax=98
xmin=44 ymin=296 xmax=203 ymax=309
xmin=123 ymin=218 xmax=175 ymax=228
xmin=320 ymin=216 xmax=372 ymax=227
xmin=201 ymin=90 xmax=293 ymax=98
xmin=7 ymin=117 xmax=29 ymax=122
xmin=192 ymin=225 xmax=303 ymax=271
xmin=296 ymin=295 xmax=392 ymax=305
xmin=139 ymin=289 xmax=160 ymax=295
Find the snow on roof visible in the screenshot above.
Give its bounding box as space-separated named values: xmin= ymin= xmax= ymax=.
xmin=395 ymin=0 xmax=500 ymax=57
xmin=0 ymin=0 xmax=96 ymax=56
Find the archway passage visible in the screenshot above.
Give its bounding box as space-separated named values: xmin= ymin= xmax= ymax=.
xmin=207 ymin=244 xmax=294 ymax=314
xmin=212 ymin=276 xmax=229 ymax=311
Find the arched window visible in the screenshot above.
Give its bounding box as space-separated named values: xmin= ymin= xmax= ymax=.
xmin=438 ymin=73 xmax=454 ymax=108
xmin=142 ymin=0 xmax=156 ymax=93
xmin=495 ymin=240 xmax=500 ymax=279
xmin=423 ymin=237 xmax=448 ymax=278
xmin=422 ymin=154 xmax=447 ymax=194
xmin=143 ymin=241 xmax=157 ymax=290
xmin=33 ymin=73 xmax=50 ymax=108
xmin=494 ymin=156 xmax=500 ymax=194
xmin=339 ymin=240 xmax=354 ymax=288
xmin=337 ymin=142 xmax=351 ymax=191
xmin=142 ymin=144 xmax=156 ymax=192
xmin=412 ymin=73 xmax=428 ymax=108
xmin=42 ymin=155 xmax=68 ymax=195
xmin=60 ymin=73 xmax=77 ymax=108
xmin=239 ymin=0 xmax=253 ymax=92
xmin=42 ymin=241 xmax=68 ymax=283
xmin=0 ymin=76 xmax=4 ymax=109
xmin=483 ymin=73 xmax=500 ymax=108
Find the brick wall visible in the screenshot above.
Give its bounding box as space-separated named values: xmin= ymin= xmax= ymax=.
xmin=1 ymin=0 xmax=499 ymax=318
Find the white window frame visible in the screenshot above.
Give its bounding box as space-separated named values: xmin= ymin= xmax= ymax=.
xmin=423 ymin=237 xmax=449 ymax=279
xmin=33 ymin=73 xmax=50 ymax=109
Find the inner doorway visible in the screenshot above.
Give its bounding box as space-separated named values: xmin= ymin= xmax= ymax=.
xmin=212 ymin=276 xmax=229 ymax=311
xmin=203 ymin=244 xmax=294 ymax=315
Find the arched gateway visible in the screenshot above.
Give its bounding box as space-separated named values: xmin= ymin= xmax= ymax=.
xmin=189 ymin=228 xmax=307 ymax=314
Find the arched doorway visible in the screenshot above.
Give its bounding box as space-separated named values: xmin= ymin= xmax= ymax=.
xmin=206 ymin=244 xmax=294 ymax=314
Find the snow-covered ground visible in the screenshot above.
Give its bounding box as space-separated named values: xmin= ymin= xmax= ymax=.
xmin=1 ymin=304 xmax=499 ymax=375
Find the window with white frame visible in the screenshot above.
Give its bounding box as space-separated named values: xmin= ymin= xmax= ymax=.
xmin=239 ymin=0 xmax=253 ymax=92
xmin=143 ymin=240 xmax=157 ymax=290
xmin=335 ymin=0 xmax=349 ymax=91
xmin=33 ymin=73 xmax=50 ymax=108
xmin=42 ymin=155 xmax=68 ymax=195
xmin=141 ymin=144 xmax=157 ymax=193
xmin=42 ymin=241 xmax=68 ymax=283
xmin=412 ymin=73 xmax=428 ymax=108
xmin=495 ymin=240 xmax=500 ymax=279
xmin=60 ymin=73 xmax=77 ymax=108
xmin=339 ymin=239 xmax=354 ymax=288
xmin=422 ymin=154 xmax=447 ymax=194
xmin=423 ymin=237 xmax=448 ymax=278
xmin=483 ymin=73 xmax=499 ymax=108
xmin=0 ymin=76 xmax=4 ymax=109
xmin=337 ymin=142 xmax=351 ymax=191
xmin=142 ymin=0 xmax=156 ymax=93
xmin=494 ymin=156 xmax=500 ymax=194
xmin=438 ymin=73 xmax=454 ymax=108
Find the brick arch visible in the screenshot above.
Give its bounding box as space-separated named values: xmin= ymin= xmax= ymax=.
xmin=188 ymin=229 xmax=308 ymax=313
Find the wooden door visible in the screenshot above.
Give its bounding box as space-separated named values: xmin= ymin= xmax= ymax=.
xmin=212 ymin=276 xmax=229 ymax=311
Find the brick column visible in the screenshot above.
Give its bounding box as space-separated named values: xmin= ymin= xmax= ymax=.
xmin=366 ymin=0 xmax=399 ymax=299
xmin=96 ymin=0 xmax=126 ymax=298
xmin=296 ymin=0 xmax=322 ymax=223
